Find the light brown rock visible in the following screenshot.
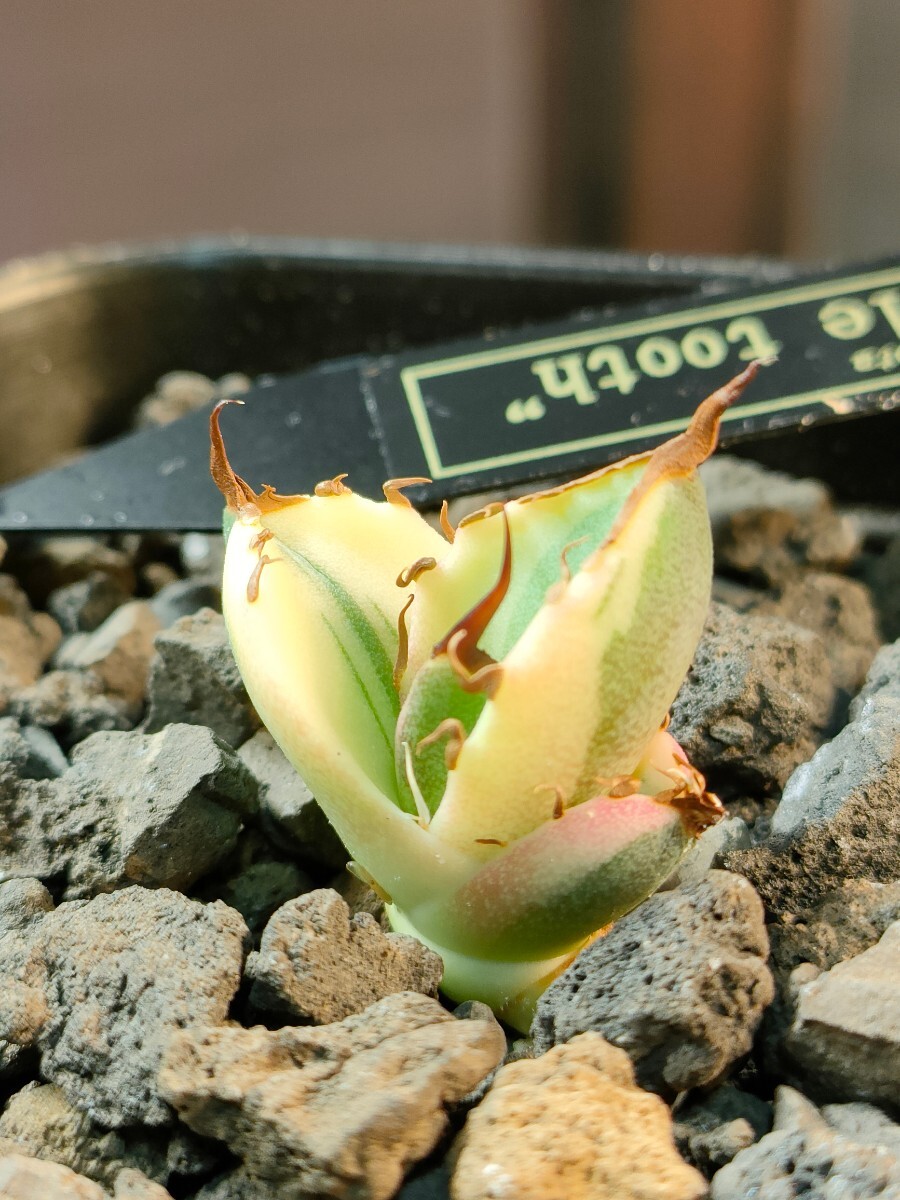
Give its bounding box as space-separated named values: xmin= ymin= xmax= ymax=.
xmin=0 ymin=1084 xmax=167 ymax=1189
xmin=246 ymin=889 xmax=443 ymax=1023
xmin=451 ymin=1033 xmax=706 ymax=1200
xmin=159 ymin=991 xmax=506 ymax=1200
xmin=784 ymin=921 xmax=900 ymax=1106
xmin=56 ymin=600 xmax=161 ymax=711
xmin=0 ymin=612 xmax=60 ymax=709
xmin=113 ymin=1168 xmax=175 ymax=1199
xmin=0 ymin=1152 xmax=107 ymax=1199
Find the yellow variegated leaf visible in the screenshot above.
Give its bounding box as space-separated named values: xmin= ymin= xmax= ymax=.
xmin=428 ymin=470 xmax=712 ymax=853
xmin=399 ymin=456 xmax=646 ymax=697
xmin=222 ymin=512 xmax=475 ymax=909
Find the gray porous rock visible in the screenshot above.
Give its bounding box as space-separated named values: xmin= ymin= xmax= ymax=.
xmin=0 ymin=1152 xmax=108 ymax=1199
xmin=768 ymin=879 xmax=900 ymax=981
xmin=201 ymin=857 xmax=310 ymax=937
xmin=659 ymin=816 xmax=751 ymax=890
xmin=821 ymin=1102 xmax=900 ymax=1157
xmin=532 ymin=871 xmax=774 ymax=1096
xmin=669 ymin=601 xmax=835 ymax=794
xmin=728 ymin=692 xmax=900 ymax=914
xmin=143 ymin=608 xmax=260 ymax=747
xmin=0 ymin=717 xmax=66 ymax=781
xmin=782 ymin=921 xmax=900 ymax=1108
xmin=849 ymin=636 xmax=900 ymax=717
xmin=192 ymin=828 xmax=311 ymax=936
xmin=47 ymin=572 xmax=133 ymax=635
xmin=9 ymin=668 xmax=134 ymax=749
xmin=25 ymin=888 xmax=247 ymax=1129
xmin=739 ymin=571 xmax=882 ymax=698
xmin=451 ymin=1033 xmax=706 ymax=1200
xmin=159 ymin=991 xmax=506 ymax=1200
xmin=0 ymin=1083 xmax=168 ymax=1191
xmin=193 ymin=1169 xmax=257 ymax=1200
xmin=246 ymin=889 xmax=443 ymax=1024
xmin=238 ymin=729 xmax=347 ymax=868
xmin=709 ymin=1085 xmax=900 ymax=1199
xmin=2 ymin=537 xmax=136 ymax=608
xmin=674 ymin=1084 xmax=772 ymax=1176
xmin=148 ymin=580 xmax=221 ymax=629
xmin=63 ymin=723 xmax=258 ymax=896
xmin=866 ymin=532 xmax=900 ymax=642
xmin=699 ymin=456 xmax=860 ymax=584
xmin=54 ymin=601 xmax=161 ymax=715
xmin=0 ymin=725 xmax=258 ymax=898
xmin=761 ymin=879 xmax=900 ymax=1086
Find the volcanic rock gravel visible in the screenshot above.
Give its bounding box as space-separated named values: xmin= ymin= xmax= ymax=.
xmin=0 ymin=453 xmax=898 ymax=1197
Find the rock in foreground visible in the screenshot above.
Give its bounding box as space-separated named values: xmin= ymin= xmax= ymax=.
xmin=159 ymin=993 xmax=505 ymax=1200
xmin=533 ymin=871 xmax=774 ymax=1095
xmin=451 ymin=1033 xmax=706 ymax=1200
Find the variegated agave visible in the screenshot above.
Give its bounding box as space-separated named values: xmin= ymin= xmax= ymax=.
xmin=212 ymin=365 xmax=758 ymax=1029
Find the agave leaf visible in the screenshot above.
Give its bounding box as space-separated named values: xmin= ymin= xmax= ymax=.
xmin=222 ymin=515 xmax=476 ymax=908
xmin=394 ymin=654 xmax=488 ymax=818
xmin=401 ymin=366 xmax=758 ymax=704
xmin=429 ymin=476 xmax=711 ymax=852
xmin=399 ymin=456 xmax=646 ymax=697
xmin=414 ymin=791 xmax=689 ymax=960
xmin=427 ymin=370 xmax=753 ymax=854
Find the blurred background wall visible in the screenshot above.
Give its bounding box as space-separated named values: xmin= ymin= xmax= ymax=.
xmin=1 ymin=0 xmax=897 ymax=265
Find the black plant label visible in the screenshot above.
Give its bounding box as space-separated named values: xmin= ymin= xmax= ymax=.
xmin=365 ymin=259 xmax=900 ymax=500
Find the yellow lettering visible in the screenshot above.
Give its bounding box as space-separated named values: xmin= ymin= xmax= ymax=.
xmin=585 ymin=345 xmax=640 ymax=396
xmin=818 ymin=298 xmax=875 ymax=340
xmin=635 ymin=336 xmax=682 ymax=378
xmin=725 ymin=316 xmax=782 ymax=360
xmin=531 ymin=353 xmax=595 ymax=406
xmin=681 ymin=326 xmax=728 ymax=369
xmin=505 ymin=396 xmax=546 ymax=424
xmin=868 ymin=288 xmax=900 ymax=339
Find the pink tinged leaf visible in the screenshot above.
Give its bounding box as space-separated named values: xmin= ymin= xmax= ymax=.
xmin=418 ymin=793 xmax=691 ymax=961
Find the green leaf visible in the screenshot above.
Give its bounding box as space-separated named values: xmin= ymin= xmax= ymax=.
xmin=417 ymin=792 xmax=690 ymax=959
xmin=429 ymin=472 xmax=712 ymax=853
xmin=221 ymin=500 xmax=472 ymax=910
xmin=400 ymin=457 xmax=646 ymax=696
xmin=394 ymin=656 xmax=488 ymax=818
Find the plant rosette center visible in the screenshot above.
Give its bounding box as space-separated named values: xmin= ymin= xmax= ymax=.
xmin=212 ymin=365 xmax=759 ymax=1029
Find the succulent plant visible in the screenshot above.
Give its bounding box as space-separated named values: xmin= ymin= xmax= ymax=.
xmin=212 ymin=364 xmax=758 ymax=1029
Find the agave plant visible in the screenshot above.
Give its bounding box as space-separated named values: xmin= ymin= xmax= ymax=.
xmin=212 ymin=364 xmax=758 ymax=1029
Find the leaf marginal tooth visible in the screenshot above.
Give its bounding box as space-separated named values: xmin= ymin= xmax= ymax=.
xmin=314 ymin=474 xmax=351 ymax=497
xmin=439 ymin=499 xmax=456 ymax=542
xmin=445 ymin=629 xmax=504 ymax=698
xmin=392 ymin=594 xmax=415 ymax=691
xmin=433 ymin=508 xmax=512 ymax=698
xmin=246 ymin=553 xmax=276 ymax=603
xmin=534 ymin=782 xmax=568 ymax=820
xmin=383 ymin=477 xmax=432 ymax=506
xmin=396 ymin=557 xmax=437 ymax=588
xmin=416 ymin=717 xmax=467 ymax=771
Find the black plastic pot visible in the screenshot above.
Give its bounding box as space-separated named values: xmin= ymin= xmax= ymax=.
xmin=0 ymin=237 xmax=797 ymax=487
